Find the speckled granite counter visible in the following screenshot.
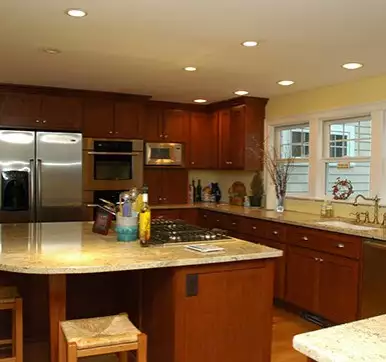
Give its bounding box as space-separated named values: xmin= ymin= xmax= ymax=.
xmin=293 ymin=315 xmax=386 ymax=361
xmin=0 ymin=222 xmax=282 ymax=274
xmin=153 ymin=203 xmax=386 ymax=241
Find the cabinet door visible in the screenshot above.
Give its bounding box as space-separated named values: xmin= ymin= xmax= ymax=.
xmin=262 ymin=240 xmax=286 ymax=300
xmin=1 ymin=93 xmax=42 ymax=128
xmin=163 ymin=109 xmax=189 ymax=142
xmin=179 ymin=208 xmax=199 ymax=225
xmin=143 ymin=108 xmax=163 ymax=141
xmin=229 ymin=105 xmax=246 ymax=169
xmin=286 ymin=246 xmax=319 ymax=313
xmin=218 ymin=109 xmax=232 ymax=169
xmin=188 ymin=112 xmax=218 ymax=169
xmin=83 ymin=99 xmax=115 ymax=138
xmin=174 ymin=262 xmax=274 ymax=362
xmin=41 ymin=95 xmax=82 ymax=130
xmin=318 ymin=252 xmax=359 ymax=323
xmin=161 ymin=169 xmax=188 ymax=204
xmin=114 ymin=101 xmax=144 ymax=139
xmin=144 ymin=168 xmax=163 ymax=205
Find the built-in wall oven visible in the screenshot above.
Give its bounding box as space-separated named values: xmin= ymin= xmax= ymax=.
xmin=83 ymin=138 xmax=143 ymax=190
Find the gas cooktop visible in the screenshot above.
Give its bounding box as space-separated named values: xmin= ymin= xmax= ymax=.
xmin=150 ymin=219 xmax=232 ymax=245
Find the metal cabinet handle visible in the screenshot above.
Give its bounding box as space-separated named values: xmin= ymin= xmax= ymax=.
xmin=273 ymin=231 xmax=278 ymax=235
xmin=191 ymin=161 xmax=195 ymax=165
xmin=203 ymin=215 xmax=207 ymax=218
xmin=319 ymin=258 xmax=324 ymax=262
xmin=42 ymin=120 xmax=47 ymax=124
xmin=302 ymin=236 xmax=308 ymax=241
xmin=158 ymin=197 xmax=162 ymax=201
xmin=159 ymin=134 xmax=163 ymax=138
xmin=314 ymin=257 xmax=319 ymax=261
xmin=232 ymin=222 xmax=236 ymax=226
xmin=337 ymin=243 xmax=345 ymax=248
xmin=163 ymin=198 xmax=167 ymax=201
xmin=252 ymin=226 xmax=257 ymax=230
xmin=35 ymin=120 xmax=40 ymax=123
xmin=164 ymin=134 xmax=168 ymax=138
xmin=115 ymin=132 xmax=118 ymax=134
xmin=109 ymin=131 xmax=113 ymax=134
xmin=216 ymin=219 xmax=220 ymax=222
xmin=229 ymin=161 xmax=232 ymax=165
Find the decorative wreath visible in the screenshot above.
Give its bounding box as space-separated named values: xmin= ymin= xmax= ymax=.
xmin=332 ymin=177 xmax=354 ymax=200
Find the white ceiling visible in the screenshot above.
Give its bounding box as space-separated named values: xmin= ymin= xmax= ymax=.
xmin=1 ymin=0 xmax=386 ymax=103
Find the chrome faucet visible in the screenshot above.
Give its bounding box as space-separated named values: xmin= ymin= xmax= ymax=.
xmin=353 ymin=194 xmax=381 ymax=224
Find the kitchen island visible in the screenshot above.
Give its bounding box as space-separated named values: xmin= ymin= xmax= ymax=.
xmin=0 ymin=222 xmax=282 ymax=362
xmin=293 ymin=314 xmax=386 ymax=361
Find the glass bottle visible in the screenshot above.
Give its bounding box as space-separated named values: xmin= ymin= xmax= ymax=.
xmin=139 ymin=185 xmax=151 ymax=247
xmin=196 ymin=179 xmax=202 ymax=202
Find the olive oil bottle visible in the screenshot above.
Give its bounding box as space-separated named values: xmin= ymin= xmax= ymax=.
xmin=139 ymin=185 xmax=151 ymax=247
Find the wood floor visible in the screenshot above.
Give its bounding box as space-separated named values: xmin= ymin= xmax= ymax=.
xmin=1 ymin=307 xmax=317 ymax=361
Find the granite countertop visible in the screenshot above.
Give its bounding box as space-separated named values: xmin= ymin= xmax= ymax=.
xmin=153 ymin=203 xmax=386 ymax=241
xmin=0 ymin=222 xmax=282 ymax=274
xmin=293 ymin=315 xmax=386 ymax=361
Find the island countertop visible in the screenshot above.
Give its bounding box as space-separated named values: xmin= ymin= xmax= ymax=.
xmin=293 ymin=314 xmax=386 ymax=361
xmin=0 ymin=222 xmax=282 ymax=274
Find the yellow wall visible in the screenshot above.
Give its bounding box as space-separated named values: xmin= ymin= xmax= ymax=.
xmin=266 ymin=74 xmax=386 ymax=119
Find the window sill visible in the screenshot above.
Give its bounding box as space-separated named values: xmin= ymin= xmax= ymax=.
xmin=286 ymin=195 xmax=386 ymax=207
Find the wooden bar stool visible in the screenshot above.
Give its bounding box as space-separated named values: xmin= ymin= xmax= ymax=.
xmin=0 ymin=286 xmax=23 ymax=362
xmin=59 ymin=313 xmax=147 ymax=362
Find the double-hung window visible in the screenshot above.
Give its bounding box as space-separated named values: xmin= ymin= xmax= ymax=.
xmin=324 ymin=116 xmax=371 ymax=197
xmin=275 ymin=124 xmax=310 ymax=194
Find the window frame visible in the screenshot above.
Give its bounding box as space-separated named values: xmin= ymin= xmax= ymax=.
xmin=274 ymin=123 xmax=310 ymax=196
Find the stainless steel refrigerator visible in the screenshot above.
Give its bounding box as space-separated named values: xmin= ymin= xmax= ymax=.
xmin=0 ymin=130 xmax=83 ymax=223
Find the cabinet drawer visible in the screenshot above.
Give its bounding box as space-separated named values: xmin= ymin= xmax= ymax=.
xmin=263 ymin=221 xmax=286 ymax=242
xmin=240 ymin=217 xmax=266 ymax=239
xmin=286 ymin=226 xmax=361 ymax=259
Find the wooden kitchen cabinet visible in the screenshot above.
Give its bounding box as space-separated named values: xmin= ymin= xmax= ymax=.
xmin=217 ymin=99 xmax=267 ymax=170
xmin=40 ymin=95 xmax=82 ymax=130
xmin=114 ymin=101 xmax=144 ymax=139
xmin=83 ymin=98 xmax=115 ymax=138
xmin=318 ymin=252 xmax=359 ymax=323
xmin=144 ymin=107 xmax=189 ymax=142
xmin=286 ymin=245 xmax=359 ymax=323
xmin=142 ymin=260 xmax=275 ymax=362
xmin=0 ymin=93 xmax=82 ymax=130
xmin=144 ymin=168 xmax=188 ymax=205
xmin=0 ymin=93 xmax=42 ymax=128
xmin=286 ymin=246 xmax=320 ymax=314
xmin=188 ymin=112 xmax=218 ymax=169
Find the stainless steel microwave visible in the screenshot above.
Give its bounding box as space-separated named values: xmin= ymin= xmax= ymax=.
xmin=145 ymin=142 xmax=184 ymax=166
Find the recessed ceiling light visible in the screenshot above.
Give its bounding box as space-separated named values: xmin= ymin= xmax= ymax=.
xmin=242 ymin=41 xmax=259 ymax=47
xmin=184 ymin=66 xmax=197 ymax=72
xmin=66 ymin=8 xmax=87 ymax=18
xmin=342 ymin=62 xmax=363 ymax=70
xmin=277 ymin=80 xmax=295 ymax=86
xmin=194 ymin=99 xmax=207 ymax=103
xmin=234 ymin=90 xmax=249 ymax=96
xmin=43 ymin=48 xmax=61 ymax=55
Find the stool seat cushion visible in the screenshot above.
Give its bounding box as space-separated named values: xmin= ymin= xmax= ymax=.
xmin=0 ymin=286 xmax=18 ymax=303
xmin=61 ymin=314 xmax=140 ymax=350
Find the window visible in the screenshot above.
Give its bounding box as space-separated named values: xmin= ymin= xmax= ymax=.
xmin=275 ymin=124 xmax=309 ymax=194
xmin=324 ymin=116 xmax=371 ymax=197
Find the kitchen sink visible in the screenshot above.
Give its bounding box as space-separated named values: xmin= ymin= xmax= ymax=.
xmin=315 ymin=220 xmax=378 ymax=231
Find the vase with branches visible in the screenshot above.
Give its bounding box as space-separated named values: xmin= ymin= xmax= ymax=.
xmin=262 ymin=145 xmax=294 ymax=212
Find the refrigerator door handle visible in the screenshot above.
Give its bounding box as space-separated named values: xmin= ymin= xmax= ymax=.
xmin=36 ymin=159 xmax=42 ymax=220
xmin=29 ymin=159 xmax=35 ymax=221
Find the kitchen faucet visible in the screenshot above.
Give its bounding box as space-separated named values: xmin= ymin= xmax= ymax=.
xmin=353 ymin=194 xmax=381 ymax=224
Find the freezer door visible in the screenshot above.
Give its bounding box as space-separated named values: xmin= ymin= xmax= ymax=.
xmin=0 ymin=130 xmax=35 ymax=223
xmin=36 ymin=132 xmax=83 ymax=222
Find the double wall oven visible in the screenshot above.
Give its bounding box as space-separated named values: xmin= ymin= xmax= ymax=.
xmin=83 ymin=138 xmax=144 ymax=191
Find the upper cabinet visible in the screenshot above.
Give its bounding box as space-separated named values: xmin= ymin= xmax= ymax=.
xmin=188 ymin=112 xmax=218 ymax=169
xmin=83 ymin=98 xmax=144 ymax=139
xmin=114 ymin=101 xmax=144 ymax=139
xmin=0 ymin=93 xmax=82 ymax=130
xmin=144 ymin=107 xmax=190 ymax=142
xmin=217 ymin=98 xmax=267 ymax=170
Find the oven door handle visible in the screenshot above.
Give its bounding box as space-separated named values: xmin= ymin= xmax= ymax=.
xmin=87 ymin=151 xmax=141 ymax=156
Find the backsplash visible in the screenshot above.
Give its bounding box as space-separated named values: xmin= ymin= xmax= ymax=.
xmin=188 ymin=170 xmax=256 ymax=203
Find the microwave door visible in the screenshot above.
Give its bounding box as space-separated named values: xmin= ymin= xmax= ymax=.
xmin=146 ymin=143 xmax=174 ymax=165
xmin=0 ymin=130 xmax=35 ymax=223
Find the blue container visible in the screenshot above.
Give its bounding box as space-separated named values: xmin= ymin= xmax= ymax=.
xmin=115 ymin=225 xmax=138 ymax=242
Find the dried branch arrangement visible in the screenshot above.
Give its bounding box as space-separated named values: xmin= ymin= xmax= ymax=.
xmin=262 ymin=145 xmax=295 ymax=199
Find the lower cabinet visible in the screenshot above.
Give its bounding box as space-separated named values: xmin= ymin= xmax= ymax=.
xmin=286 ymin=245 xmax=359 ymax=324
